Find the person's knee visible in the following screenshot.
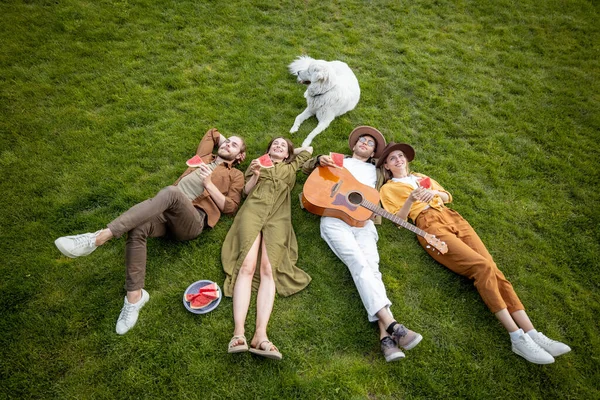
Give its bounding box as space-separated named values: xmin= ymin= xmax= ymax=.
xmin=238 ymin=261 xmax=256 ymax=277
xmin=157 ymin=185 xmax=183 ymax=202
xmin=259 ymin=261 xmax=273 ymax=279
xmin=128 ymin=225 xmax=150 ymax=241
xmin=471 ymin=261 xmax=496 ymax=282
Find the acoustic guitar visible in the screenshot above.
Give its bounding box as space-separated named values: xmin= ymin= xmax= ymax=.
xmin=302 ymin=166 xmax=448 ymax=254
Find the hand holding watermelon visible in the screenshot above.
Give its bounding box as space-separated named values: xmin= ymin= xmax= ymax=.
xmin=329 ymin=152 xmax=344 ymax=168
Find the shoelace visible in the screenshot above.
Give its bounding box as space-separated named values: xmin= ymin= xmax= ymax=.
xmin=381 ymin=337 xmax=396 ymax=349
xmin=534 ymin=333 xmax=556 ymax=347
xmin=521 ymin=336 xmax=543 ymax=353
xmin=119 ymin=304 xmax=136 ymax=323
xmin=393 ymin=324 xmax=408 ymax=338
xmin=72 ymin=234 xmax=95 ymax=249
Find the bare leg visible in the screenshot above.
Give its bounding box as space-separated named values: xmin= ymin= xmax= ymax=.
xmin=95 ymin=228 xmax=114 ymax=246
xmin=495 ymin=308 xmax=520 ymax=332
xmin=511 ymin=310 xmax=535 ymax=332
xmin=126 ymin=289 xmax=142 ymax=304
xmin=376 ymin=308 xmax=395 ymax=339
xmin=232 ymin=234 xmax=262 ymax=342
xmin=251 ymin=239 xmax=276 ymax=348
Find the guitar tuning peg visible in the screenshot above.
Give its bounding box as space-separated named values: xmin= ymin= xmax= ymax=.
xmin=426 ymin=245 xmax=431 ymax=249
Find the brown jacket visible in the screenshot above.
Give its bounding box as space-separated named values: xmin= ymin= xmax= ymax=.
xmin=174 ymin=128 xmax=244 ymax=227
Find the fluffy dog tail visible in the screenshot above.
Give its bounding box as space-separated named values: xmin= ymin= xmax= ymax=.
xmin=288 ymin=55 xmax=314 ymax=75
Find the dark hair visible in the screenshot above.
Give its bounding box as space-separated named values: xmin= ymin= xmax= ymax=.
xmin=265 ymin=137 xmax=296 ymax=164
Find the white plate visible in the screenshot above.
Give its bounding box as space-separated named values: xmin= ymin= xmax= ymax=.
xmin=183 ymin=280 xmax=222 ymax=314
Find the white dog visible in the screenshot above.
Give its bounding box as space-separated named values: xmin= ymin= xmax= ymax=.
xmin=288 ymin=55 xmax=360 ymax=147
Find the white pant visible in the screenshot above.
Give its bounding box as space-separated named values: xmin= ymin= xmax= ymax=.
xmin=320 ymin=217 xmax=392 ymax=322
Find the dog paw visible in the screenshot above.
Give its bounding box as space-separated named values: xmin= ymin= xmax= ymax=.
xmin=290 ymin=126 xmax=299 ymax=133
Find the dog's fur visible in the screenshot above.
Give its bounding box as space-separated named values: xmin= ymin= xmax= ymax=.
xmin=288 ymin=56 xmax=360 ymax=147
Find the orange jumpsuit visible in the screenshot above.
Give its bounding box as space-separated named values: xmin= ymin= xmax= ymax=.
xmin=380 ymin=175 xmax=524 ymax=313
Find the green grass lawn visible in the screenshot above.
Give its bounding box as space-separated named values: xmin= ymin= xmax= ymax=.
xmin=1 ymin=0 xmax=599 ymax=398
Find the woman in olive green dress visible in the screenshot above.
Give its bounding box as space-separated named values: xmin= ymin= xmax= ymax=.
xmin=223 ymin=137 xmax=313 ymax=359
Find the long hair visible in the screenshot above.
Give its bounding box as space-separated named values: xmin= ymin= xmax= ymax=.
xmin=265 ymin=137 xmax=296 ymax=164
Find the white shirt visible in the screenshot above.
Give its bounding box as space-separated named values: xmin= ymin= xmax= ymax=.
xmin=343 ymin=157 xmax=377 ymax=188
xmin=392 ymin=175 xmax=420 ymax=188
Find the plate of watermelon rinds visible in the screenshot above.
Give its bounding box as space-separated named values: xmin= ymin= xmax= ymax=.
xmin=183 ymin=280 xmax=222 ymax=314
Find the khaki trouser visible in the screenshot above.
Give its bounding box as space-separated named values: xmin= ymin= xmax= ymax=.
xmin=416 ymin=207 xmax=524 ymax=314
xmin=107 ymin=186 xmax=206 ymax=291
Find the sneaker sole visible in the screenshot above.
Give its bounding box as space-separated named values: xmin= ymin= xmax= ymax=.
xmin=385 ymin=352 xmax=406 ymax=362
xmin=400 ymin=333 xmax=423 ymax=351
xmin=512 ymin=348 xmax=555 ymax=364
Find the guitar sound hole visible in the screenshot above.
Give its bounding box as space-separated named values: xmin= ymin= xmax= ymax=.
xmin=347 ymin=191 xmax=363 ymax=205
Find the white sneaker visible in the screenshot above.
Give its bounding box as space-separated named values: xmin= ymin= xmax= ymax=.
xmin=115 ymin=289 xmax=150 ymax=335
xmin=512 ymin=332 xmax=555 ymax=364
xmin=55 ymin=231 xmax=101 ymax=258
xmin=530 ymin=332 xmax=571 ymax=357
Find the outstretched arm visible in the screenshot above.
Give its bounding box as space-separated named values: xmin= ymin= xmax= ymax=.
xmin=294 ymin=146 xmax=313 ymax=155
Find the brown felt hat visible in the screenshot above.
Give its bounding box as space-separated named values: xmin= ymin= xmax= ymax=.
xmin=348 ymin=126 xmax=387 ymax=159
xmin=376 ymin=142 xmax=416 ymax=167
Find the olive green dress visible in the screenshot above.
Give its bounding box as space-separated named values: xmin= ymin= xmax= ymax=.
xmin=221 ymin=151 xmax=312 ymax=297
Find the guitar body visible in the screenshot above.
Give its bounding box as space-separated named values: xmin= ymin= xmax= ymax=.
xmin=302 ymin=166 xmax=380 ymax=227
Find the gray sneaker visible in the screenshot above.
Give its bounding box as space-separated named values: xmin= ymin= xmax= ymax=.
xmin=381 ymin=336 xmax=405 ymax=362
xmin=390 ymin=324 xmax=423 ymax=350
xmin=115 ymin=289 xmax=150 ymax=335
xmin=55 ymin=231 xmax=100 ymax=258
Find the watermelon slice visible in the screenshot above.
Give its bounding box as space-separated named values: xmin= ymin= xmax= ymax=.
xmin=329 ymin=152 xmax=344 ymax=168
xmin=257 ymin=154 xmax=274 ymax=168
xmin=186 ymin=155 xmax=205 ymax=167
xmin=185 ymin=293 xmax=197 ymax=302
xmin=418 ymin=176 xmax=431 ymax=189
xmin=185 ymin=283 xmax=219 ymax=302
xmin=198 ymin=283 xmax=219 ymax=300
xmin=190 ymin=294 xmax=216 ymax=309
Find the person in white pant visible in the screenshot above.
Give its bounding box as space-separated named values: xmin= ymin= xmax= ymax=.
xmin=302 ymin=126 xmax=423 ymax=362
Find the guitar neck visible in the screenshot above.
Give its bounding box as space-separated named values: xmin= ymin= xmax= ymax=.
xmin=360 ymin=199 xmax=428 ymax=238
